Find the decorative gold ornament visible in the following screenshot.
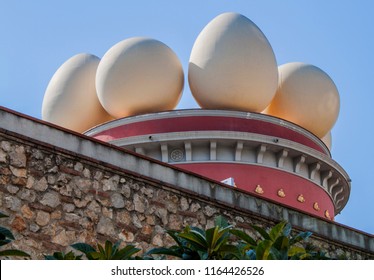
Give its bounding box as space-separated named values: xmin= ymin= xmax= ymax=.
xmin=297 ymin=194 xmax=305 ymax=203
xmin=277 ymin=188 xmax=286 ymax=198
xmin=255 ymin=185 xmax=264 ymax=194
xmin=325 ymin=210 xmax=331 ymax=220
xmin=313 ymin=202 xmax=320 ymax=211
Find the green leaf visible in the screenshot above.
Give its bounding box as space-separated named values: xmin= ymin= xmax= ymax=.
xmin=268 ymin=246 xmax=282 ymax=260
xmin=44 ymin=251 xmax=82 ymax=260
xmin=230 ymin=229 xmax=257 ymax=247
xmin=89 ymin=252 xmax=102 ymax=260
xmin=178 ymin=228 xmax=208 ymax=251
xmin=273 ymin=236 xmax=289 ymax=251
xmin=206 ymin=224 xmax=232 ymax=256
xmin=290 ymin=231 xmax=312 ymax=245
xmin=0 ymin=227 xmax=15 ymax=240
xmin=189 ymin=227 xmax=206 ymax=238
xmin=198 ymin=251 xmax=209 ymax=260
xmin=236 ymin=242 xmax=253 ymax=257
xmin=290 ymin=250 xmax=310 ymax=260
xmin=282 ymin=222 xmax=292 ymax=237
xmin=246 ymin=249 xmax=257 ymax=260
xmin=0 ymin=249 xmax=30 ymax=257
xmin=62 ymin=251 xmax=83 ymax=260
xmin=51 ymin=252 xmax=65 ymax=260
xmin=112 ymin=240 xmax=121 ymax=252
xmin=219 ymin=244 xmax=242 ymax=260
xmin=181 ymin=250 xmax=200 ymax=260
xmin=178 ymin=235 xmax=206 ymax=251
xmin=71 ymin=242 xmax=96 ymax=256
xmin=0 ymin=213 xmax=9 ymax=219
xmin=147 ymin=246 xmax=200 ymax=260
xmin=66 ymin=251 xmax=82 ymax=260
xmin=217 ymin=224 xmax=233 ymax=238
xmin=288 ymin=245 xmax=307 ymax=258
xmin=205 ymin=227 xmax=219 ymax=249
xmin=272 ymin=236 xmax=290 ymax=259
xmin=104 ymin=240 xmax=113 ymax=259
xmin=97 ymin=243 xmax=106 ymax=257
xmin=214 ymin=225 xmax=231 ymax=243
xmin=308 ymin=251 xmax=330 ymax=260
xmin=147 ymin=247 xmax=174 ymax=255
xmin=0 ymin=240 xmax=11 ymax=246
xmin=214 ymin=216 xmax=229 ymax=228
xmin=269 ymin=221 xmax=287 ymax=241
xmin=252 ymin=225 xmax=271 ymax=240
xmin=44 ymin=255 xmax=57 ymax=260
xmin=114 ymin=245 xmax=140 ymax=260
xmin=213 ymin=234 xmax=230 ymax=253
xmin=255 ymin=240 xmax=273 ymax=260
xmin=147 ymin=247 xmax=184 ymax=259
xmin=165 ymin=230 xmax=183 ymax=247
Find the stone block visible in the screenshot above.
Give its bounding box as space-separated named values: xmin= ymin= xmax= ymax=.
xmin=9 ymin=166 xmax=27 ymax=178
xmin=111 ymin=193 xmax=125 ymax=209
xmin=9 ymin=146 xmax=26 ymax=167
xmin=97 ymin=216 xmax=115 ymax=236
xmin=11 ymin=215 xmax=27 ymax=232
xmin=35 ymin=211 xmax=51 ymax=226
xmin=40 ymin=191 xmax=60 ymax=208
xmin=0 ymin=149 xmax=7 ymax=163
xmin=21 ymin=205 xmax=34 ymax=219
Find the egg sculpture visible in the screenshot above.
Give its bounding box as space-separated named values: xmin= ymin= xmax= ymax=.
xmin=96 ymin=37 xmax=184 ymax=118
xmin=321 ymin=131 xmax=332 ymax=150
xmin=42 ymin=53 xmax=113 ymax=133
xmin=188 ymin=12 xmax=278 ymax=112
xmin=264 ymin=62 xmax=340 ymax=138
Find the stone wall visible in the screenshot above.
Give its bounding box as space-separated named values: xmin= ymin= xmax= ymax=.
xmin=0 ymin=133 xmax=265 ymax=257
xmin=0 ymin=107 xmax=373 ymax=259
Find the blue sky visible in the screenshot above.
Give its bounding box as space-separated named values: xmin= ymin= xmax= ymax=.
xmin=1 ymin=0 xmax=373 ymax=234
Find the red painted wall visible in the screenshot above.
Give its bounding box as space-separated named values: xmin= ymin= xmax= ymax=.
xmin=174 ymin=162 xmax=335 ymax=219
xmin=92 ymin=116 xmax=327 ymax=154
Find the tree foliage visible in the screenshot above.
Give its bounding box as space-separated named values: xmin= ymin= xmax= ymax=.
xmin=231 ymin=220 xmax=316 ymax=259
xmin=45 ymin=240 xmax=141 ymax=260
xmin=146 ymin=217 xmax=327 ymax=260
xmin=147 ymin=216 xmax=239 ymax=260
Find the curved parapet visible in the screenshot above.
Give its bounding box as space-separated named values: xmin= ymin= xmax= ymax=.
xmin=85 ymin=109 xmax=351 ymax=219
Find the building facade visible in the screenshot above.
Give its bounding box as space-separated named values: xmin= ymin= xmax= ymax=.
xmin=0 ymin=107 xmax=372 ymax=259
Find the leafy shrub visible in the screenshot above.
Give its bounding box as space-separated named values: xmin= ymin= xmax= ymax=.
xmin=147 ymin=216 xmax=238 ymax=260
xmin=45 ymin=240 xmax=140 ymax=260
xmin=146 ymin=216 xmax=328 ymax=260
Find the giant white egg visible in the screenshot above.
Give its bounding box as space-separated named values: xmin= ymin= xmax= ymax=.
xmin=188 ymin=12 xmax=278 ymax=112
xmin=42 ymin=53 xmax=113 ymax=133
xmin=321 ymin=131 xmax=332 ymax=150
xmin=96 ymin=37 xmax=184 ymax=118
xmin=264 ymin=62 xmax=340 ymax=138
